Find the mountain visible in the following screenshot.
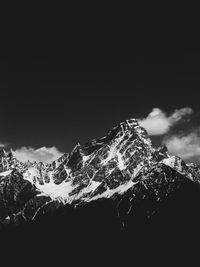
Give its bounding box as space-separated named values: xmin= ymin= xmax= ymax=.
xmin=1 ymin=118 xmax=200 ymax=264
xmin=0 ymin=118 xmax=200 ymax=228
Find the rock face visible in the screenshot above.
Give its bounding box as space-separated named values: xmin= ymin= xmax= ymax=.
xmin=0 ymin=118 xmax=200 ymax=230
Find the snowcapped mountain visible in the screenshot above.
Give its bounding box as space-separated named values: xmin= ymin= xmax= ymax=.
xmin=0 ymin=118 xmax=200 ymax=229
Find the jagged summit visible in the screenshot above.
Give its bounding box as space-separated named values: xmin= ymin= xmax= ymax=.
xmin=0 ymin=118 xmax=200 ymax=228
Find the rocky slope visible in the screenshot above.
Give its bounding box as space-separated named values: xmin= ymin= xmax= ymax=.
xmin=0 ymin=118 xmax=200 ymax=230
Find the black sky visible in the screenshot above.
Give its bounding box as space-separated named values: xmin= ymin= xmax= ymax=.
xmin=2 ymin=53 xmax=200 ymax=152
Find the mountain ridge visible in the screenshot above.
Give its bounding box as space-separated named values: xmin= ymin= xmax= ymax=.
xmin=0 ymin=118 xmax=200 ymax=229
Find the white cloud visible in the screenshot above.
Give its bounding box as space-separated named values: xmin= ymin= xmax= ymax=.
xmin=139 ymin=108 xmax=170 ymax=135
xmin=139 ymin=107 xmax=193 ymax=135
xmin=12 ymin=146 xmax=63 ymax=164
xmin=164 ymin=131 xmax=200 ymax=163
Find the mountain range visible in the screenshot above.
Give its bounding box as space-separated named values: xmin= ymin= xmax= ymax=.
xmin=1 ymin=118 xmax=200 ymax=227
xmin=1 ymin=118 xmax=200 ymax=264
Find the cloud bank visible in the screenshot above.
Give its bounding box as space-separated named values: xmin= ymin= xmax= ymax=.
xmin=139 ymin=107 xmax=200 ymax=163
xmin=139 ymin=107 xmax=193 ymax=136
xmin=12 ymin=146 xmax=63 ymax=164
xmin=163 ymin=130 xmax=200 ymax=164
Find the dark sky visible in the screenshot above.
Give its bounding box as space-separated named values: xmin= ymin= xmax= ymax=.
xmin=2 ymin=53 xmax=200 ymax=152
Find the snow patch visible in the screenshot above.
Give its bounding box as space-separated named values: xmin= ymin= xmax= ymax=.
xmin=88 ymin=180 xmax=137 ymax=202
xmin=0 ymin=170 xmax=12 ymax=177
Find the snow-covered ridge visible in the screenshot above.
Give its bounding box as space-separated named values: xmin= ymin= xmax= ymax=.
xmin=0 ymin=118 xmax=199 ymax=206
xmin=20 ymin=119 xmax=154 ymax=203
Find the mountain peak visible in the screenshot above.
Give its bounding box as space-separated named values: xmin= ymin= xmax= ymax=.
xmin=18 ymin=118 xmax=156 ymax=203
